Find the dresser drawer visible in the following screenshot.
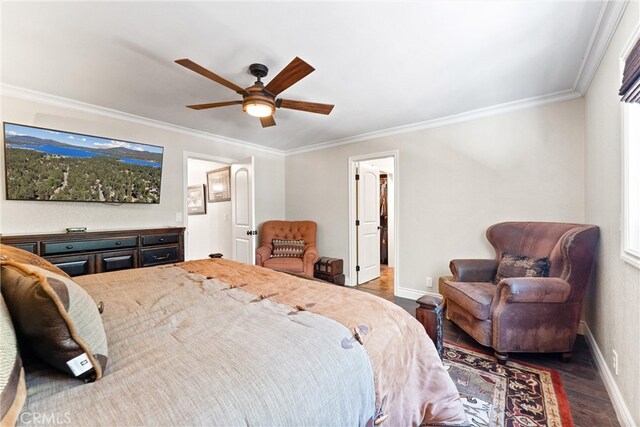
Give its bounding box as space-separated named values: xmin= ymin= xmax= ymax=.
xmin=43 ymin=237 xmax=138 ymax=255
xmin=8 ymin=242 xmax=37 ymax=254
xmin=141 ymin=233 xmax=179 ymax=247
xmin=96 ymin=250 xmax=138 ymax=273
xmin=47 ymin=254 xmax=95 ymax=277
xmin=141 ymin=246 xmax=179 ymax=266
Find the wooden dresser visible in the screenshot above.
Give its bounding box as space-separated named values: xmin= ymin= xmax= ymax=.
xmin=1 ymin=227 xmax=185 ymax=277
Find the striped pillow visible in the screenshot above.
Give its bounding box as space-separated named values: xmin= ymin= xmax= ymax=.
xmin=0 ymin=294 xmax=26 ymax=427
xmin=272 ymin=239 xmax=305 ymax=258
xmin=0 ymin=261 xmax=108 ymax=382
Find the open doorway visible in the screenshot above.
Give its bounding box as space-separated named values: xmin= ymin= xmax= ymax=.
xmin=348 ymin=151 xmax=398 ymax=300
xmin=183 ymin=152 xmax=234 ymax=261
xmin=183 ymin=153 xmax=256 ymax=263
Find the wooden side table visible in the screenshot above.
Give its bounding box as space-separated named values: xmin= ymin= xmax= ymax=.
xmin=416 ymin=295 xmax=444 ymax=359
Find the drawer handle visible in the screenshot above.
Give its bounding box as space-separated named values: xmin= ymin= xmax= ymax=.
xmin=115 ymin=241 xmax=122 ymax=245
xmin=159 ymin=238 xmax=165 ymax=242
xmin=66 ymin=245 xmax=73 ymax=249
xmin=153 ymin=254 xmax=170 ymax=261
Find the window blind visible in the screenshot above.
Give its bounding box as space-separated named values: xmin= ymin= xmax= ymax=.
xmin=620 ymin=37 xmax=640 ymax=103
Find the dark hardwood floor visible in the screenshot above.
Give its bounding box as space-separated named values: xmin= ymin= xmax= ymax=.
xmin=356 ymin=282 xmax=621 ymax=427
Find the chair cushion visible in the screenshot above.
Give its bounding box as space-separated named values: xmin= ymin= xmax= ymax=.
xmin=263 ymin=257 xmax=305 ymax=273
xmin=443 ymin=281 xmax=497 ymax=321
xmin=0 ymin=261 xmax=108 ymax=381
xmin=493 ymin=253 xmax=550 ymax=285
xmin=271 ymin=239 xmax=305 ymax=258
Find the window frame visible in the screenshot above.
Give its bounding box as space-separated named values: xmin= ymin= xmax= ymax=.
xmin=620 ymin=25 xmax=640 ymax=269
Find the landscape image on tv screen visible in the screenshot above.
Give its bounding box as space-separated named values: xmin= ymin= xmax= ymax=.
xmin=3 ymin=123 xmax=164 ymax=204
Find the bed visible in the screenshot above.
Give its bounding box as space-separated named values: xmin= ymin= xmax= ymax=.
xmin=5 ymin=256 xmax=467 ymax=426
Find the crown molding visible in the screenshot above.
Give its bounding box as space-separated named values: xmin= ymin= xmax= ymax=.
xmin=284 ymin=89 xmax=581 ymax=156
xmin=574 ymin=1 xmax=629 ymax=95
xmin=0 ymin=84 xmax=285 ymax=157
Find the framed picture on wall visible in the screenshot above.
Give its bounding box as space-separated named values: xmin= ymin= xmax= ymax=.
xmin=206 ymin=166 xmax=231 ymax=203
xmin=187 ymin=184 xmax=207 ymax=215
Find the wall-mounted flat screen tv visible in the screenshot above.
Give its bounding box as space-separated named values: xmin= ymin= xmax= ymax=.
xmin=3 ymin=123 xmax=164 ymax=204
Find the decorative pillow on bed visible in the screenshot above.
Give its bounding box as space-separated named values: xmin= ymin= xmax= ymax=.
xmin=493 ymin=254 xmax=550 ymax=285
xmin=0 ymin=294 xmax=26 ymax=427
xmin=0 ymin=243 xmax=70 ymax=278
xmin=0 ymin=261 xmax=108 ymax=382
xmin=271 ymin=239 xmax=305 ymax=258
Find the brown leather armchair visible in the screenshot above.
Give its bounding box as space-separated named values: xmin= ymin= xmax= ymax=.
xmin=255 ymin=220 xmax=319 ymax=278
xmin=442 ymin=222 xmax=599 ymax=364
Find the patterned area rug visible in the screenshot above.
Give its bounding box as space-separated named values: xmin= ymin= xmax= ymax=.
xmin=443 ymin=343 xmax=573 ymax=427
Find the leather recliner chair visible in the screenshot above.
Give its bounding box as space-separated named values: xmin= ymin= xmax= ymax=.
xmin=442 ymin=222 xmax=599 ymax=364
xmin=255 ymin=220 xmax=319 ymax=278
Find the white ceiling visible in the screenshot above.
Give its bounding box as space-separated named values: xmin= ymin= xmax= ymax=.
xmin=1 ymin=1 xmax=612 ymax=152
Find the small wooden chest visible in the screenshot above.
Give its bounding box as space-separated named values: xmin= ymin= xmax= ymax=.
xmin=314 ymin=257 xmax=343 ymax=276
xmin=314 ymin=272 xmax=346 ymax=286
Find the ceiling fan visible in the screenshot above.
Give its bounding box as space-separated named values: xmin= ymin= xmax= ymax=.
xmin=175 ymin=57 xmax=334 ymax=128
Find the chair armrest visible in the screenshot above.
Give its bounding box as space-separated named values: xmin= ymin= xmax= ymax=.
xmin=302 ymin=246 xmax=319 ymax=277
xmin=449 ymin=259 xmax=498 ymax=282
xmin=303 ymin=245 xmax=319 ymax=262
xmin=255 ymin=245 xmax=272 ymax=266
xmin=497 ymin=277 xmax=571 ymax=304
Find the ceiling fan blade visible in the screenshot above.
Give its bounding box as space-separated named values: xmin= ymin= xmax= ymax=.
xmin=277 ymin=99 xmax=334 ymax=115
xmin=259 ymin=116 xmax=276 ymax=128
xmin=265 ymin=57 xmax=315 ymax=96
xmin=186 ymin=100 xmax=242 ymax=110
xmin=176 ymin=59 xmax=247 ymax=95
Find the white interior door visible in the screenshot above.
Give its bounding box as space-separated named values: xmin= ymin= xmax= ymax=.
xmin=231 ymin=156 xmax=256 ymax=264
xmin=356 ymin=163 xmax=380 ymax=284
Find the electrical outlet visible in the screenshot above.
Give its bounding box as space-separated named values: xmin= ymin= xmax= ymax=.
xmin=426 ymin=277 xmax=433 ymax=288
xmin=612 ymin=350 xmax=619 ymax=376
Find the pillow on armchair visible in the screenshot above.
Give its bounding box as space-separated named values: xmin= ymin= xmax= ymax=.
xmin=493 ymin=253 xmax=550 ymax=285
xmin=271 ymin=239 xmax=305 ymax=258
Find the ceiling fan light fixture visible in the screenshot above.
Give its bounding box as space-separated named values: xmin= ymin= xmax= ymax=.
xmin=177 ymin=57 xmax=334 ymax=128
xmin=244 ymin=101 xmax=274 ymax=118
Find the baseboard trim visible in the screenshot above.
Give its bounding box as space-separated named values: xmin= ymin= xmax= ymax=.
xmin=395 ymin=286 xmax=439 ymax=300
xmin=582 ymin=321 xmax=635 ymax=426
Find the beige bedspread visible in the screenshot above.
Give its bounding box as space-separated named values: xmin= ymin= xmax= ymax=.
xmin=19 ymin=259 xmax=466 ymax=426
xmin=20 ymin=264 xmax=376 ymax=426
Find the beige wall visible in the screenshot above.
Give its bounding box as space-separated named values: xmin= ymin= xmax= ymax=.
xmin=584 ymin=1 xmax=640 ymax=424
xmin=0 ymin=94 xmax=285 ymax=235
xmin=285 ymin=98 xmax=585 ymax=291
